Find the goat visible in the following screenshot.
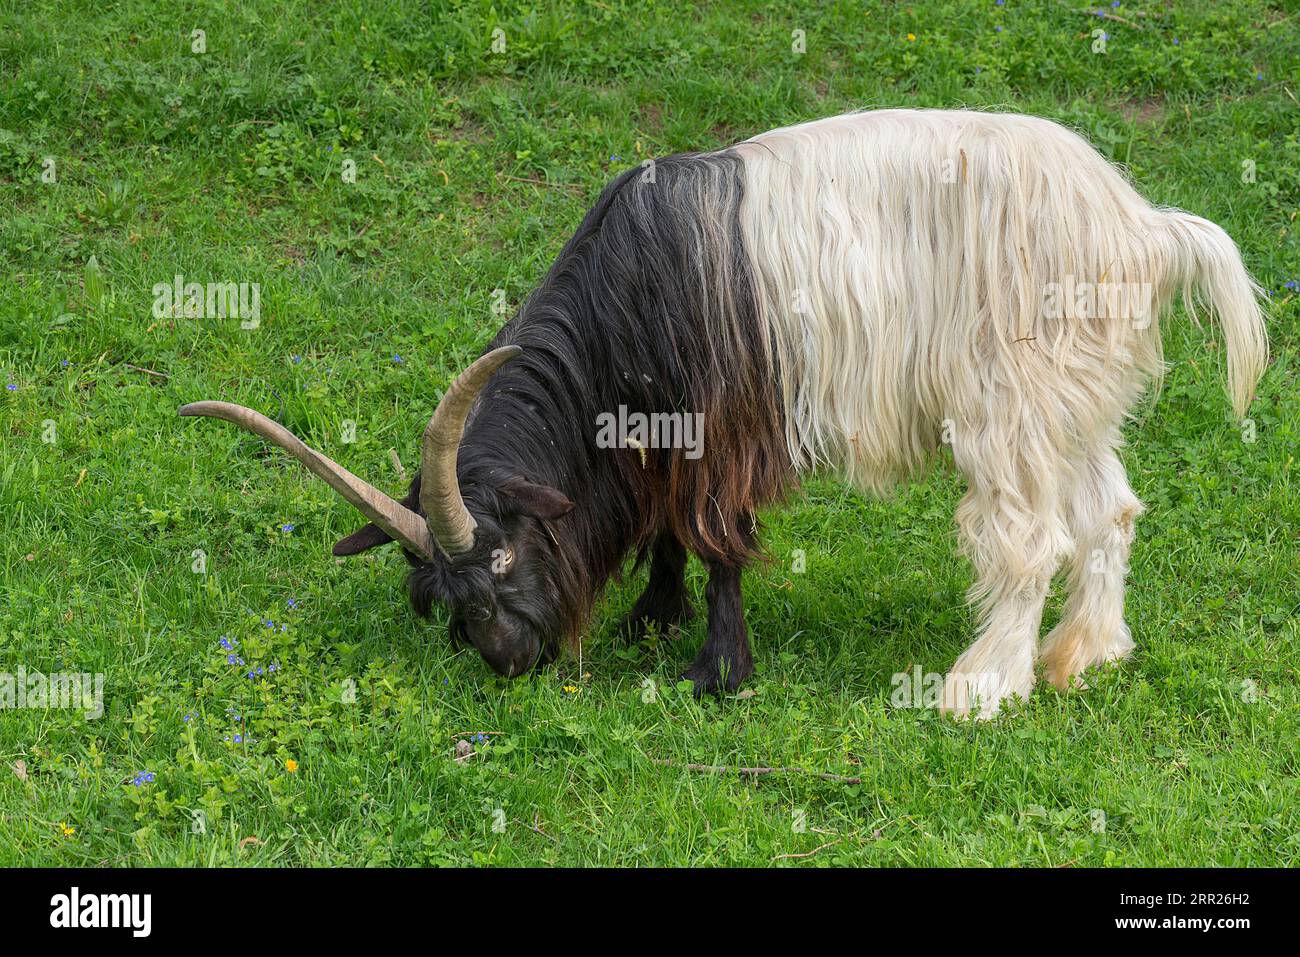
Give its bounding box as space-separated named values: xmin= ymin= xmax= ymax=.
xmin=181 ymin=109 xmax=1268 ymax=717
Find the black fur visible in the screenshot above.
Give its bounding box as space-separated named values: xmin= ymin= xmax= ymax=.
xmin=343 ymin=151 xmax=793 ymax=692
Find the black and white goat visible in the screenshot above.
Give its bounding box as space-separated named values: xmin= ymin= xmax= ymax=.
xmin=182 ymin=109 xmax=1268 ymax=717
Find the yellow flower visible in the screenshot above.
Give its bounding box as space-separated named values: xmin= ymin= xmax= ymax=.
xmin=562 ymin=685 xmax=578 ymax=694
xmin=285 ymin=759 xmax=299 ymax=773
xmin=58 ymin=821 xmax=75 ymax=837
xmin=907 ymin=33 xmax=916 ymax=42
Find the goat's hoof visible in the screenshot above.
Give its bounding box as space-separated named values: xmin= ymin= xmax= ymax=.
xmin=620 ymin=595 xmax=695 ymax=643
xmin=939 ymin=669 xmax=1024 ymax=720
xmin=1040 ymin=624 xmax=1135 ymax=691
xmin=681 ymin=654 xmax=752 ymax=697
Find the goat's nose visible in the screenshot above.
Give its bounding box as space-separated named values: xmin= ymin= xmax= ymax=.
xmin=482 ymin=646 xmax=532 ymax=678
xmin=508 ymin=640 xmax=550 ymax=677
xmin=505 ymin=649 xmax=538 ymax=678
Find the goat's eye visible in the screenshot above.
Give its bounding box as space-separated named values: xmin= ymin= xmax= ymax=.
xmin=465 ymin=603 xmax=493 ymax=623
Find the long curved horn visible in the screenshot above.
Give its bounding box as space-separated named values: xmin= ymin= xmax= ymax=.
xmin=179 ymin=401 xmax=437 ymax=562
xmin=421 ymin=345 xmax=522 ymax=556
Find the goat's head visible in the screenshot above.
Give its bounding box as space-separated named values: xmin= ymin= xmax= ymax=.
xmin=179 ymin=346 xmax=575 ymax=678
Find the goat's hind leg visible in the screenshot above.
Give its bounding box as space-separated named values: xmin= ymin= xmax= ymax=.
xmin=942 ymin=433 xmax=1070 ymax=719
xmin=1039 ymin=446 xmax=1142 ymax=690
xmin=941 ymin=561 xmax=1054 ymax=719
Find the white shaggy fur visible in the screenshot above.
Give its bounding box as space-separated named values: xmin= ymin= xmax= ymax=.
xmin=733 ymin=109 xmax=1268 ymax=717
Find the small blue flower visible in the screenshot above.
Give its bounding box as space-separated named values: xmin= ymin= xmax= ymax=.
xmin=292 ymin=354 xmax=302 ymax=364
xmin=220 ymin=636 xmax=233 ymax=650
xmin=227 ymin=653 xmax=238 ymax=665
xmin=61 ymin=359 xmax=70 ymax=368
xmin=269 ymin=663 xmax=279 ymax=672
xmin=393 ymin=354 xmax=404 ymax=364
xmin=1173 ymin=38 xmax=1180 ymax=45
xmin=287 ymin=598 xmax=297 ymax=608
xmin=281 ymin=523 xmax=295 ymax=533
xmin=1111 ymin=0 xmax=1120 ymax=6
xmin=1256 ymin=72 xmax=1264 ymax=81
xmin=996 ymin=25 xmax=1003 ymax=32
xmin=183 ymin=713 xmax=193 ymax=723
xmin=234 ymin=734 xmax=243 ymax=743
xmin=5 ymin=384 xmax=16 ymax=392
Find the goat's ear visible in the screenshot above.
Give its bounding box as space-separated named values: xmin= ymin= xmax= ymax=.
xmin=497 ymin=476 xmax=574 ymax=520
xmin=333 ymin=522 xmax=394 ymax=556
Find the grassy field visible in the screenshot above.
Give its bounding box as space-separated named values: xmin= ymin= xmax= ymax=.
xmin=1 ymin=0 xmax=1296 ymax=867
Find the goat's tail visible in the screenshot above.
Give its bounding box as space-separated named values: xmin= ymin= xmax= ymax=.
xmin=1159 ymin=211 xmax=1269 ymax=418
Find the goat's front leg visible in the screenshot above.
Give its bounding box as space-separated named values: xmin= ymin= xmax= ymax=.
xmin=621 ymin=532 xmax=694 ymax=642
xmin=682 ymin=560 xmax=753 ymax=696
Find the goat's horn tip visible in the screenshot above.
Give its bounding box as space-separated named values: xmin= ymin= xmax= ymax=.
xmin=179 ymin=400 xmax=239 ymax=419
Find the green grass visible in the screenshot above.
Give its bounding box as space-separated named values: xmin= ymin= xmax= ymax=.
xmin=1 ymin=0 xmax=1296 ymax=866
